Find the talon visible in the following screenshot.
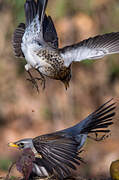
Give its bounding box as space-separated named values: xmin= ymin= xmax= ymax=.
xmin=35 ymin=77 xmax=46 ymax=90
xmin=26 ymin=77 xmax=39 ymax=93
xmin=88 ymin=132 xmax=110 ymax=142
xmin=36 ymin=69 xmax=46 ymax=90
xmin=26 ymin=70 xmax=46 ymax=92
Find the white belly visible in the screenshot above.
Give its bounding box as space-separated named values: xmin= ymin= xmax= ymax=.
xmin=21 ymin=43 xmax=50 ymax=70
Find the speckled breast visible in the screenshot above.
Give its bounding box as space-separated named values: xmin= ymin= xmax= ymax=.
xmin=37 ymin=49 xmax=71 ymax=80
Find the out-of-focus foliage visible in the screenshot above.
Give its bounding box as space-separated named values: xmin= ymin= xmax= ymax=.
xmin=0 ymin=0 xmax=119 ymax=179
xmin=6 ymin=0 xmax=25 ymax=23
xmin=0 ymin=158 xmax=11 ymax=171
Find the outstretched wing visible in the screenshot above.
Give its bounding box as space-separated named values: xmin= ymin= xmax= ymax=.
xmin=24 ymin=0 xmax=37 ymax=27
xmin=59 ymin=32 xmax=119 ymax=67
xmin=22 ymin=0 xmax=47 ymax=44
xmin=33 ymin=134 xmax=82 ymax=179
xmin=23 ymin=0 xmax=58 ymax=49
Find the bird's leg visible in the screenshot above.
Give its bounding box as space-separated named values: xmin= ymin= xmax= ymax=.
xmin=36 ymin=69 xmax=46 ymax=90
xmin=88 ymin=132 xmax=110 ymax=142
xmin=26 ymin=70 xmax=40 ymax=93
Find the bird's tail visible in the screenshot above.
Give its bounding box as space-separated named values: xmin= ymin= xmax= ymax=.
xmin=64 ymin=99 xmax=116 ymax=138
xmin=80 ymin=99 xmax=116 ymax=135
xmin=24 ymin=0 xmax=48 ymax=27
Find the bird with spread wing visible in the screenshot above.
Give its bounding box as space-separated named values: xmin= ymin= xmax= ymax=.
xmin=12 ymin=0 xmax=119 ymax=91
xmin=9 ymin=99 xmax=116 ymax=179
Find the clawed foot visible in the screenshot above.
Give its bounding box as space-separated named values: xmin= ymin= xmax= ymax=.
xmin=27 ymin=77 xmax=45 ymax=92
xmin=27 ymin=71 xmax=46 ymax=92
xmin=88 ymin=132 xmax=111 ymax=142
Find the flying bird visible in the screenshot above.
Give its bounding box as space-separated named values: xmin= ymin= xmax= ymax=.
xmin=9 ymin=99 xmax=116 ymax=179
xmin=12 ymin=0 xmax=119 ymax=91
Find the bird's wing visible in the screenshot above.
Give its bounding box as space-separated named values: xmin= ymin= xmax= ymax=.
xmin=32 ymin=159 xmax=51 ymax=178
xmin=22 ymin=0 xmax=46 ymax=44
xmin=43 ymin=15 xmax=59 ymax=49
xmin=59 ymin=32 xmax=119 ymax=67
xmin=33 ymin=134 xmax=82 ymax=179
xmin=37 ymin=0 xmax=59 ymax=48
xmin=12 ymin=23 xmax=25 ymax=58
xmin=24 ymin=0 xmax=37 ymax=27
xmin=22 ymin=0 xmax=58 ymax=49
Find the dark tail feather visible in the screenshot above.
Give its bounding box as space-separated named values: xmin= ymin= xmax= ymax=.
xmin=81 ymin=99 xmax=116 ymax=134
xmin=12 ymin=23 xmax=25 ymax=58
xmin=24 ymin=0 xmax=37 ymax=27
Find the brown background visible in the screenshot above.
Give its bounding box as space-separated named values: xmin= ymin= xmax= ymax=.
xmin=0 ymin=0 xmax=119 ymax=179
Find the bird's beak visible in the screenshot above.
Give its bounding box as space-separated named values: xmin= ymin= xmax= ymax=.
xmin=8 ymin=142 xmax=19 ymax=148
xmin=64 ymin=81 xmax=69 ymax=90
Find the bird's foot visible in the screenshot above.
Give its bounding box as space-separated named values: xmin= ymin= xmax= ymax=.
xmin=35 ymin=76 xmax=46 ymax=90
xmin=27 ymin=77 xmax=46 ymax=92
xmin=36 ymin=70 xmax=46 ymax=90
xmin=88 ymin=132 xmax=111 ymax=142
xmin=27 ymin=77 xmax=40 ymax=93
xmin=27 ymin=70 xmax=46 ymax=92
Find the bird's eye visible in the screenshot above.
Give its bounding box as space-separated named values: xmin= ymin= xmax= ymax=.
xmin=18 ymin=143 xmax=24 ymax=148
xmin=35 ymin=41 xmax=41 ymax=46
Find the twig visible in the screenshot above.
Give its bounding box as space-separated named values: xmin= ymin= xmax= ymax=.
xmin=5 ymin=161 xmax=16 ymax=180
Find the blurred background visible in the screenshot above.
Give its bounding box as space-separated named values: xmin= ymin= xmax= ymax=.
xmin=0 ymin=0 xmax=119 ymax=179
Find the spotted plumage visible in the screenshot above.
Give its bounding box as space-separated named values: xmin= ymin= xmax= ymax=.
xmin=13 ymin=0 xmax=119 ymax=91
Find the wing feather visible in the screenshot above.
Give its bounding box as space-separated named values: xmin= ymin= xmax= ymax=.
xmin=21 ymin=0 xmax=58 ymax=58
xmin=33 ymin=136 xmax=81 ymax=179
xmin=12 ymin=23 xmax=25 ymax=58
xmin=59 ymin=32 xmax=119 ymax=67
xmin=41 ymin=155 xmax=71 ymax=178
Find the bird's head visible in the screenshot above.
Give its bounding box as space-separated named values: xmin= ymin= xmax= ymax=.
xmin=8 ymin=138 xmax=34 ymax=151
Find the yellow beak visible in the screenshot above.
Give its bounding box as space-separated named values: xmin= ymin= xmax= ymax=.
xmin=8 ymin=142 xmax=19 ymax=148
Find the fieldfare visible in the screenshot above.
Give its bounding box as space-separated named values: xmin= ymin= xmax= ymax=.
xmin=9 ymin=99 xmax=116 ymax=179
xmin=12 ymin=0 xmax=119 ymax=91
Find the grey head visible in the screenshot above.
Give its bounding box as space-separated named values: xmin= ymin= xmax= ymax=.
xmin=8 ymin=138 xmax=35 ymax=151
